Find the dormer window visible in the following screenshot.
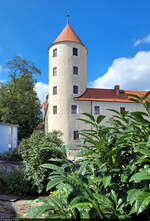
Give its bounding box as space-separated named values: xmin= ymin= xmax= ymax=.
xmin=53 ymin=48 xmax=57 ymax=57
xmin=73 ymin=48 xmax=78 ymax=56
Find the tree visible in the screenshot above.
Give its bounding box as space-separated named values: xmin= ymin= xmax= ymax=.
xmin=0 ymin=56 xmax=42 ymax=140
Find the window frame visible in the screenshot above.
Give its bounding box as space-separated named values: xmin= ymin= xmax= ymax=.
xmin=53 ymin=86 xmax=57 ymax=95
xmin=93 ymin=105 xmax=100 ymax=115
xmin=53 ymin=48 xmax=57 ymax=57
xmin=53 ymin=67 xmax=57 ymax=76
xmin=72 ymin=130 xmax=80 ymax=141
xmin=120 ymin=106 xmax=126 ymax=114
xmin=72 ymin=47 xmax=78 ymax=56
xmin=70 ymin=104 xmax=78 ymax=114
xmin=73 ymin=65 xmax=79 ymax=75
xmin=53 ymin=105 xmax=57 ymax=114
xmin=73 ymin=85 xmax=79 ymax=95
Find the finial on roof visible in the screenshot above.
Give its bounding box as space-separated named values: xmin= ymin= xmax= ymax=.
xmin=67 ymin=10 xmax=70 ymax=24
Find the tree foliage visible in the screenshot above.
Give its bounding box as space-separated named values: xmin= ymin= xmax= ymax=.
xmin=0 ymin=56 xmax=42 ymax=140
xmin=19 ymin=130 xmax=66 ymax=194
xmin=27 ymin=91 xmax=150 ymax=219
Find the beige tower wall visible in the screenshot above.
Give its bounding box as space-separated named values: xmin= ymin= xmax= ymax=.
xmin=48 ymin=41 xmax=87 ymax=147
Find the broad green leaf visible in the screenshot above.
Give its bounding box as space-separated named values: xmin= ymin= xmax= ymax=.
xmin=82 ymin=113 xmax=95 ymax=122
xmin=70 ymin=202 xmax=92 ymax=209
xmin=46 ymin=178 xmax=63 ymax=191
xmin=138 ymin=194 xmax=150 ymax=214
xmin=102 ymin=175 xmax=111 ymax=188
xmin=130 ymin=171 xmax=150 ymax=182
xmin=110 ymin=190 xmax=117 ymax=204
xmin=126 ymin=93 xmax=143 ymax=102
xmin=96 ymin=115 xmax=105 ymax=124
xmin=41 ymin=163 xmax=64 ymax=173
xmin=127 ymin=189 xmax=142 ymax=205
xmin=143 ymin=90 xmax=150 ymax=99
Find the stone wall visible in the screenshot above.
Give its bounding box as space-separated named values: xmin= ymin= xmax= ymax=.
xmin=0 ymin=161 xmax=24 ymax=174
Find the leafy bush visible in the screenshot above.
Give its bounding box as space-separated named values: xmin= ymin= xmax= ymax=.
xmin=28 ymin=91 xmax=150 ymax=219
xmin=0 ymin=149 xmax=22 ymax=161
xmin=0 ymin=170 xmax=36 ymax=196
xmin=19 ymin=130 xmax=67 ymax=194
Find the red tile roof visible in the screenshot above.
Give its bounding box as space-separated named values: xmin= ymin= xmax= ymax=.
xmin=35 ymin=122 xmax=44 ymax=130
xmin=74 ymin=88 xmax=150 ymax=103
xmin=43 ymin=100 xmax=48 ymax=112
xmin=51 ymin=24 xmax=85 ymax=47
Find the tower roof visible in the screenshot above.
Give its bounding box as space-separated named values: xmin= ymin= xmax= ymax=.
xmin=51 ymin=24 xmax=85 ymax=48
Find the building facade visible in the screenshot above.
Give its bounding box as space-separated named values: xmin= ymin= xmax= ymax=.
xmin=0 ymin=123 xmax=18 ymax=153
xmin=44 ymin=22 xmax=149 ymax=158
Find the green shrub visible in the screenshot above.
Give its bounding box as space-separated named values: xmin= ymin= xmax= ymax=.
xmin=0 ymin=149 xmax=22 ymax=161
xmin=19 ymin=130 xmax=67 ymax=194
xmin=28 ymin=91 xmax=150 ymax=219
xmin=0 ymin=170 xmax=36 ymax=196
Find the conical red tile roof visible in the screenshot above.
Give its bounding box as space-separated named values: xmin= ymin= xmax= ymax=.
xmin=52 ymin=24 xmax=85 ymax=47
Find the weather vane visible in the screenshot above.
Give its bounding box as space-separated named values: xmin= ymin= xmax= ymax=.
xmin=67 ymin=10 xmax=70 ymax=24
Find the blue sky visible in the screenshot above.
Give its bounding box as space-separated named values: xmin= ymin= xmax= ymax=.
xmin=0 ymin=0 xmax=150 ymax=103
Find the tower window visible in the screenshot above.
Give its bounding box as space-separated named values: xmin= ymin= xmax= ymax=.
xmin=53 ymin=48 xmax=57 ymax=57
xmin=53 ymin=67 xmax=57 ymax=76
xmin=120 ymin=107 xmax=125 ymax=114
xmin=73 ymin=85 xmax=79 ymax=94
xmin=94 ymin=105 xmax=100 ymax=115
xmin=53 ymin=86 xmax=57 ymax=95
xmin=73 ymin=130 xmax=79 ymax=140
xmin=73 ymin=48 xmax=78 ymax=56
xmin=73 ymin=66 xmax=78 ymax=75
xmin=71 ymin=104 xmax=78 ymax=114
xmin=53 ymin=106 xmax=57 ymax=114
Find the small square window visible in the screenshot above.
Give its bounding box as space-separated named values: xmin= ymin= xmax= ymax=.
xmin=53 ymin=67 xmax=57 ymax=76
xmin=53 ymin=86 xmax=57 ymax=95
xmin=120 ymin=107 xmax=125 ymax=114
xmin=71 ymin=105 xmax=77 ymax=114
xmin=73 ymin=85 xmax=78 ymax=94
xmin=94 ymin=106 xmax=100 ymax=115
xmin=73 ymin=130 xmax=79 ymax=140
xmin=53 ymin=106 xmax=57 ymax=114
xmin=73 ymin=48 xmax=78 ymax=56
xmin=53 ymin=48 xmax=57 ymax=57
xmin=73 ymin=66 xmax=78 ymax=75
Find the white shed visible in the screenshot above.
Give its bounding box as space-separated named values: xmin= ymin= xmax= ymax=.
xmin=0 ymin=123 xmax=18 ymax=153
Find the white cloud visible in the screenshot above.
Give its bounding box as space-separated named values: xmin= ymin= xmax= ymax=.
xmin=90 ymin=51 xmax=150 ymax=91
xmin=34 ymin=82 xmax=48 ymax=104
xmin=134 ymin=35 xmax=150 ymax=46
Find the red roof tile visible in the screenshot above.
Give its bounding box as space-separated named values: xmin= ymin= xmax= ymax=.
xmin=51 ymin=24 xmax=85 ymax=47
xmin=43 ymin=100 xmax=48 ymax=112
xmin=35 ymin=122 xmax=44 ymax=130
xmin=74 ymin=88 xmax=150 ymax=103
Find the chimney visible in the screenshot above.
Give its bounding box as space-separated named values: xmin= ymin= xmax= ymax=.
xmin=114 ymin=85 xmax=120 ymax=95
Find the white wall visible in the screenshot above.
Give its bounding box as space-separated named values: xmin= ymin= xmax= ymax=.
xmin=0 ymin=125 xmax=9 ymax=152
xmin=0 ymin=125 xmax=18 ymax=153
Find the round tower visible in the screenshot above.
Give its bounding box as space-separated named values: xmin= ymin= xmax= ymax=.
xmin=48 ymin=22 xmax=87 ymax=147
